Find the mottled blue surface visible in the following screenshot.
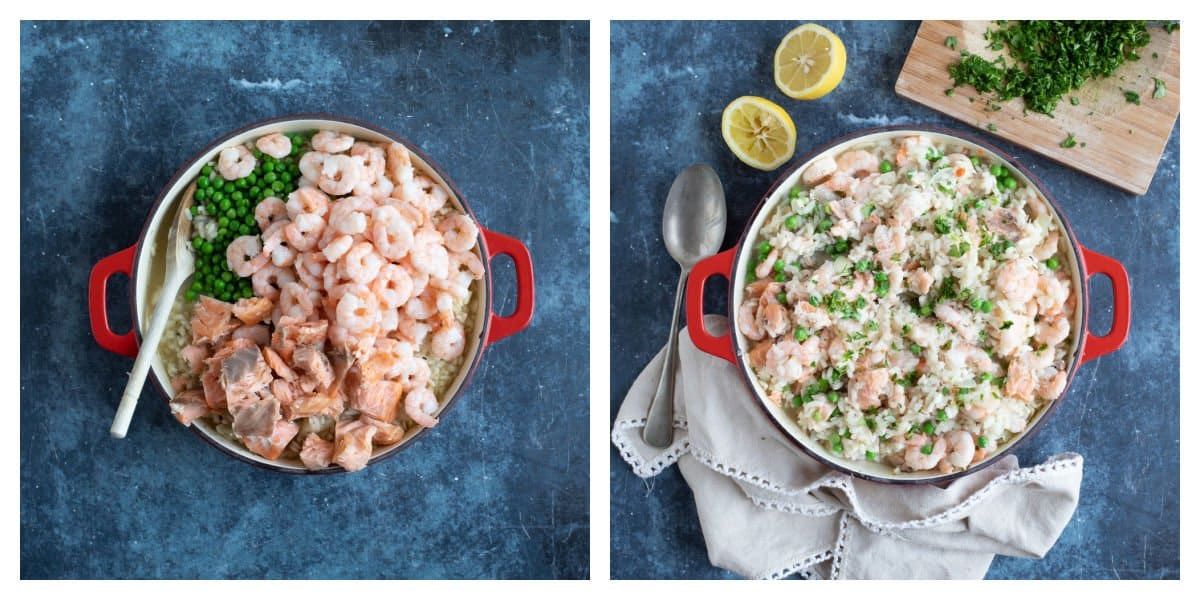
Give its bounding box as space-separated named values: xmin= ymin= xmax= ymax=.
xmin=610 ymin=21 xmax=1179 ymax=580
xmin=21 ymin=21 xmax=589 ymax=579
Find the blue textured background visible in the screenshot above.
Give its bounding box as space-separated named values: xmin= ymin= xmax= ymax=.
xmin=609 ymin=21 xmax=1179 ymax=579
xmin=21 ymin=21 xmax=589 ymax=579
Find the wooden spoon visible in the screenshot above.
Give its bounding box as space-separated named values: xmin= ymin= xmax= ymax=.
xmin=110 ymin=182 xmax=197 ymax=438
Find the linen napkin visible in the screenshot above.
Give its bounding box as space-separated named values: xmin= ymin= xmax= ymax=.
xmin=612 ymin=315 xmax=1083 ymax=580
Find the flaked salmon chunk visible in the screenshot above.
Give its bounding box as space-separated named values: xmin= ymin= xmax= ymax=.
xmin=221 ymin=346 xmax=274 ymax=403
xmin=286 ymin=388 xmax=345 ymax=421
xmin=299 ymin=433 xmax=334 ymax=470
xmin=362 ymin=416 xmax=405 ymax=446
xmin=169 ymin=389 xmax=210 ymax=426
xmin=350 ymin=380 xmax=402 ymax=423
xmin=180 ymin=344 xmax=210 ymax=375
xmin=190 ymin=296 xmax=240 ymax=344
xmin=333 ymin=419 xmax=377 ymax=472
xmin=292 ymin=344 xmax=334 ymax=393
xmin=242 ymin=419 xmax=299 ymax=461
xmin=230 ymin=390 xmax=280 ymax=438
xmin=271 ymin=318 xmax=329 ymax=362
xmin=262 ymin=347 xmax=297 ymax=381
xmin=232 ymin=296 xmax=274 ymax=326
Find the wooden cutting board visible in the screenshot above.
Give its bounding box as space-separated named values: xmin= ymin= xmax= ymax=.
xmin=895 ymin=20 xmax=1179 ymax=195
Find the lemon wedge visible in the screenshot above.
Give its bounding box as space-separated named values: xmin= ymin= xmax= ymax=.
xmin=720 ymin=96 xmax=797 ymax=171
xmin=774 ymin=23 xmax=846 ymax=100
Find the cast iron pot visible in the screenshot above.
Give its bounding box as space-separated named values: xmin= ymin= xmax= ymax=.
xmin=686 ymin=126 xmax=1130 ymax=484
xmin=87 ymin=114 xmax=535 ymax=474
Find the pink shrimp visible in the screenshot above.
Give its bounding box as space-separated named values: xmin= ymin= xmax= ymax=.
xmin=944 ymin=430 xmax=975 ymax=469
xmin=432 ymin=321 xmax=465 ymax=360
xmin=251 ymin=264 xmax=295 ymax=302
xmin=285 ymin=213 xmax=326 ymax=252
xmin=318 ymin=154 xmax=362 ymax=196
xmin=255 ymin=196 xmax=288 ymax=230
xmin=436 ymin=214 xmax=478 ymax=253
xmin=801 ymin=156 xmax=838 ymax=186
xmin=226 ymin=235 xmax=268 ymax=277
xmin=260 ymin=221 xmax=296 ymax=268
xmin=255 ymin=133 xmax=292 ymax=159
xmin=404 ymin=387 xmax=440 ymax=428
xmin=286 ymin=187 xmax=331 ymax=220
xmin=311 ymin=130 xmax=355 ymax=154
xmin=834 ymin=149 xmax=880 ymax=178
xmin=449 ymin=251 xmax=484 ymax=280
xmin=217 ymin=145 xmax=255 ymax=180
xmin=350 ymin=143 xmax=386 ymax=183
xmin=370 ymin=204 xmax=415 ymax=260
xmin=335 ymin=286 xmax=380 ymax=333
xmin=339 ymin=242 xmax=384 ymax=284
xmin=904 ymin=434 xmax=946 ymax=471
xmin=385 ymin=142 xmax=415 ymax=184
xmin=278 ymin=282 xmax=319 ymax=321
xmin=409 ymin=227 xmax=450 ymax=279
xmin=372 ymin=263 xmax=414 ymax=309
xmin=298 ymin=151 xmax=329 ymax=182
xmin=322 ymin=234 xmax=355 ymax=263
xmin=995 ymin=259 xmax=1038 ymax=305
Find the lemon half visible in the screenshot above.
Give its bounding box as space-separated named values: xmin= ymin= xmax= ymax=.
xmin=720 ymin=96 xmax=797 ymax=171
xmin=774 ymin=23 xmax=846 ymax=100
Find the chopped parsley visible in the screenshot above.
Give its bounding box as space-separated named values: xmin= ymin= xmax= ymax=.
xmin=1153 ymin=78 xmax=1167 ymax=99
xmin=948 ymin=21 xmax=1153 ymax=116
xmin=1124 ymin=90 xmax=1141 ymax=105
xmin=945 ymin=35 xmax=958 ymax=49
xmin=1060 ymin=132 xmax=1077 ymax=148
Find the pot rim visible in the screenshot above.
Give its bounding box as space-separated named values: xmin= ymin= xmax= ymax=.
xmin=726 ymin=124 xmax=1089 ymax=485
xmin=129 ymin=113 xmax=494 ymax=475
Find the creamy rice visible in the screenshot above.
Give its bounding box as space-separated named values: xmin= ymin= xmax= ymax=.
xmin=738 ymin=134 xmax=1075 ymax=474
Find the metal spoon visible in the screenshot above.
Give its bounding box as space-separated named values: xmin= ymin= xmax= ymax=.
xmin=643 ymin=164 xmax=726 ymax=448
xmin=110 ymin=183 xmax=197 ymax=438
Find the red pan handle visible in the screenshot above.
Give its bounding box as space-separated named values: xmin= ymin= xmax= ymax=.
xmin=88 ymin=245 xmax=139 ymax=358
xmin=481 ymin=228 xmax=535 ymax=346
xmin=1078 ymin=245 xmax=1131 ymax=363
xmin=686 ymin=248 xmax=737 ymax=364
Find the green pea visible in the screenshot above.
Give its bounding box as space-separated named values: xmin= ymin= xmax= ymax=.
xmin=980 ymin=300 xmax=993 ymax=312
xmin=263 ymin=172 xmax=277 ymax=184
xmin=920 ymin=444 xmax=933 ymax=455
xmin=970 ymin=156 xmax=980 ymax=167
xmin=918 ymin=304 xmax=933 ymax=317
xmin=271 ymin=181 xmax=284 ymax=192
xmin=816 ymin=218 xmax=832 ymax=233
xmin=794 ymin=327 xmax=809 ymax=342
xmin=784 ymin=215 xmax=800 ymax=230
xmin=221 ymin=271 xmax=233 ymax=282
xmin=865 ymin=450 xmax=877 ymax=460
xmin=989 ymin=164 xmax=1002 ymax=177
xmin=879 ymin=160 xmax=893 ymax=173
xmin=830 ymin=433 xmax=843 ymax=454
xmin=758 ymin=241 xmax=771 ymax=255
xmin=788 ymin=187 xmax=801 ymax=200
xmin=1003 ymin=177 xmax=1018 ymax=190
xmin=231 ymin=191 xmax=243 ymax=202
xmin=936 ymin=409 xmax=947 ymax=422
xmin=218 ymin=217 xmax=229 ymax=228
xmin=977 ymin=435 xmax=989 ymax=449
xmin=201 ymin=241 xmax=213 ymax=255
xmin=774 ymin=272 xmax=787 ymax=282
xmin=197 ymin=176 xmax=210 ymax=189
xmin=911 ymin=343 xmax=922 ymax=355
xmin=1045 ymin=257 xmax=1060 ymax=270
xmin=220 ymin=199 xmax=232 ymax=212
xmin=201 ymin=165 xmax=213 ymax=177
xmin=235 ymin=177 xmax=249 ymax=189
xmin=223 ymin=183 xmax=235 ymax=194
xmin=776 ymin=292 xmax=788 ymax=304
xmin=185 ymin=289 xmax=198 ymax=301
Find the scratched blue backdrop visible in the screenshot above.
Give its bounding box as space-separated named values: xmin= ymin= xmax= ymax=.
xmin=609 ymin=20 xmax=1179 ymax=579
xmin=21 ymin=21 xmax=589 ymax=579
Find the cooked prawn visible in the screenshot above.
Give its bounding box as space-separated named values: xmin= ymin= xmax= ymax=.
xmin=226 ymin=235 xmax=267 ymax=277
xmin=318 ymin=154 xmax=362 ymax=196
xmin=437 ymin=214 xmax=478 ymax=253
xmin=255 ymin=196 xmax=288 ymax=230
xmin=255 ymin=133 xmax=292 ymax=159
xmin=217 ymin=145 xmax=256 ymax=180
xmin=311 ymin=130 xmax=355 ymax=154
xmin=404 ymin=387 xmax=440 ymax=428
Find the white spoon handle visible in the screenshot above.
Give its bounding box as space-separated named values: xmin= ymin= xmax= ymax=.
xmin=110 ymin=271 xmax=187 ymax=438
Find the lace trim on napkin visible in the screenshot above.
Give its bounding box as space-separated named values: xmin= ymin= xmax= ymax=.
xmin=611 ymin=417 xmax=690 ymax=478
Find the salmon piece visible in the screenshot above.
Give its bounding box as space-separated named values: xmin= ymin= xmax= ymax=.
xmin=169 ymin=374 xmax=193 ymax=394
xmin=242 ymin=419 xmax=299 ymax=461
xmin=262 ymin=347 xmax=297 ymax=381
xmin=207 ymin=336 xmax=258 ymax=364
xmin=220 ymin=346 xmax=274 ymax=403
xmin=362 ymin=416 xmax=406 ymax=446
xmin=271 ymin=319 xmax=329 ymax=362
xmin=181 ymin=344 xmax=210 ymax=375
xmin=232 ymin=324 xmax=271 ymax=346
xmin=232 ymin=296 xmax=274 ymax=326
xmin=292 ymin=345 xmax=334 ymax=393
xmin=190 ymin=296 xmax=240 ymax=344
xmin=286 ymin=389 xmax=345 ymax=420
xmin=325 ymin=351 xmax=355 ymax=396
xmin=169 ymin=389 xmax=210 ymax=426
xmin=201 ymin=364 xmax=226 ymax=409
xmin=271 ymin=378 xmax=297 ymax=414
xmin=230 ymin=390 xmax=280 ymax=438
xmin=333 ymin=419 xmax=377 ymax=472
xmin=299 ymin=433 xmax=334 ymax=470
xmin=350 ymin=380 xmax=402 ymax=422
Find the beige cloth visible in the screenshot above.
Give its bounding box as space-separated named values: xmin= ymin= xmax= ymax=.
xmin=612 ymin=315 xmax=1083 ymax=579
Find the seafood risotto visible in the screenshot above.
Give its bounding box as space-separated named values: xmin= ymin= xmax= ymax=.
xmin=738 ymin=134 xmax=1074 ymax=475
xmin=161 ymin=129 xmax=482 ymax=472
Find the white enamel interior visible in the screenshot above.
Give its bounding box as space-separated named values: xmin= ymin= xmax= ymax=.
xmin=134 ymin=118 xmax=488 ymax=472
xmin=729 ymin=129 xmax=1085 ymax=483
